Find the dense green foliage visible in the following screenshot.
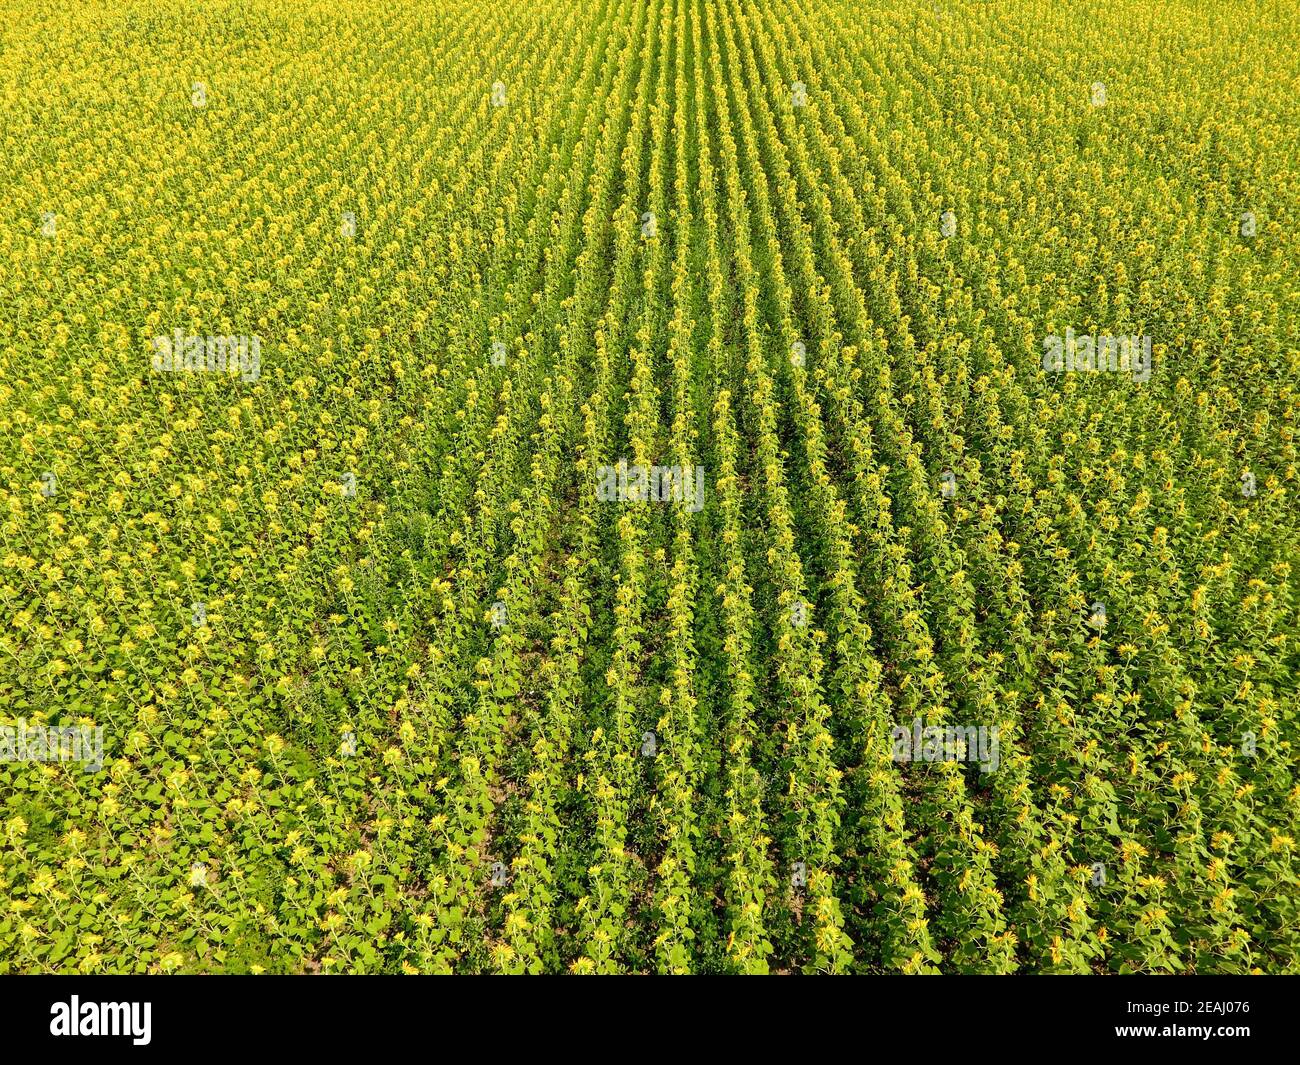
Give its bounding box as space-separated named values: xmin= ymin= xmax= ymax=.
xmin=2 ymin=0 xmax=1298 ymax=973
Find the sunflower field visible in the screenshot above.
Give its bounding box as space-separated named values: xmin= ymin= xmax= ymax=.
xmin=1 ymin=0 xmax=1298 ymax=975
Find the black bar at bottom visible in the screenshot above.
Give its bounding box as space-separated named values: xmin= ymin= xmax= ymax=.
xmin=0 ymin=974 xmax=1290 ymax=1052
